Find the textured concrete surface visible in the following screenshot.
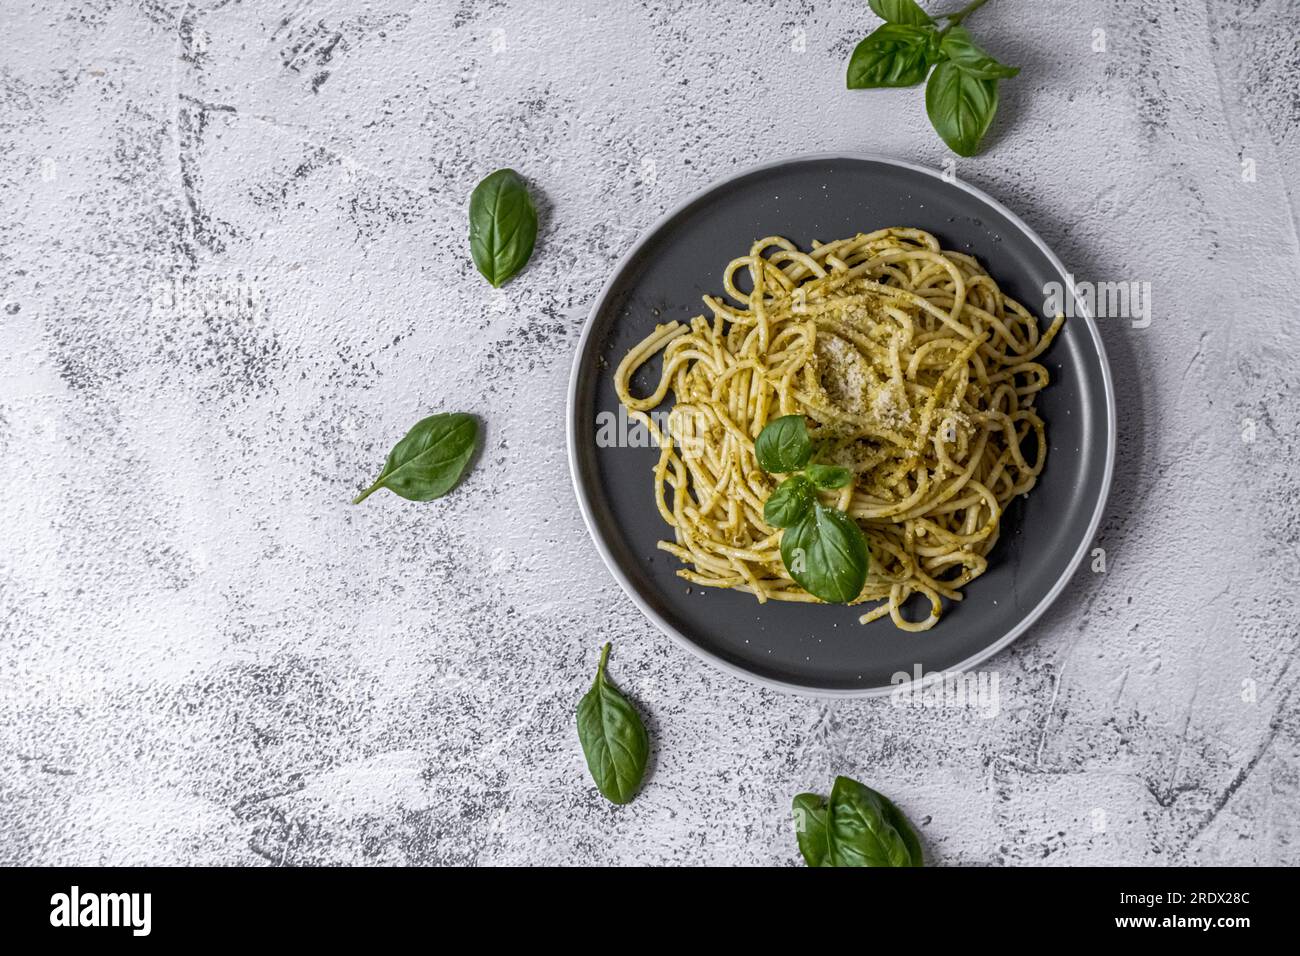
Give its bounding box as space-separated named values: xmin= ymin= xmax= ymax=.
xmin=1 ymin=0 xmax=1298 ymax=866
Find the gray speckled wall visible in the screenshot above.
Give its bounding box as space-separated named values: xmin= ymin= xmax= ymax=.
xmin=1 ymin=0 xmax=1297 ymax=866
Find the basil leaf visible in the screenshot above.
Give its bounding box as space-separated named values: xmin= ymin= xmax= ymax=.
xmin=792 ymin=793 xmax=832 ymax=866
xmin=764 ymin=474 xmax=816 ymax=528
xmin=353 ymin=412 xmax=477 ymax=504
xmin=828 ymin=776 xmax=919 ymax=867
xmin=879 ymin=793 xmax=925 ymax=866
xmin=806 ymin=463 xmax=852 ymax=489
xmin=793 ymin=778 xmax=924 ymax=867
xmin=469 ymin=168 xmax=538 ymax=288
xmin=925 ymin=60 xmax=999 ymax=157
xmin=869 ymin=0 xmax=933 ymax=26
xmin=780 ymin=503 xmax=869 ymax=604
xmin=576 ymin=642 xmax=649 ymax=805
xmin=846 ymin=24 xmax=937 ymax=89
xmin=755 ymin=415 xmax=813 ymax=473
xmin=940 ymin=26 xmax=1019 ymax=79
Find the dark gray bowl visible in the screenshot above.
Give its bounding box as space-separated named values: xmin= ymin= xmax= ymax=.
xmin=567 ymin=155 xmax=1115 ymax=696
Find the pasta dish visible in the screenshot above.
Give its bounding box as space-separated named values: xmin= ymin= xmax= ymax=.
xmin=613 ymin=227 xmax=1062 ymax=631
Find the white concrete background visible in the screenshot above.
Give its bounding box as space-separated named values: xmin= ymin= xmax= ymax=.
xmin=1 ymin=0 xmax=1297 ymax=866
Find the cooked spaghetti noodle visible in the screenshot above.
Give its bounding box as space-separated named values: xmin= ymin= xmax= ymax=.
xmin=613 ymin=228 xmax=1063 ymax=631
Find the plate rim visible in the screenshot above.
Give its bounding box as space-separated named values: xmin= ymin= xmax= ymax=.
xmin=565 ymin=151 xmax=1117 ymax=698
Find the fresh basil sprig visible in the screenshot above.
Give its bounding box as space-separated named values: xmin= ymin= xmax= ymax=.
xmin=469 ymin=168 xmax=538 ymax=288
xmin=756 ymin=415 xmax=869 ymax=604
xmin=793 ymin=776 xmax=923 ymax=867
xmin=847 ymin=0 xmax=1018 ymax=156
xmin=576 ymin=642 xmax=650 ymax=805
xmin=353 ymin=412 xmax=478 ymax=504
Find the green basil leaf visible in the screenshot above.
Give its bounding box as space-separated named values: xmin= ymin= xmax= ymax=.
xmin=925 ymin=60 xmax=999 ymax=157
xmin=754 ymin=415 xmax=813 ymax=474
xmin=353 ymin=412 xmax=477 ymax=504
xmin=939 ymin=26 xmax=1020 ymax=79
xmin=879 ymin=793 xmax=925 ymax=866
xmin=792 ymin=793 xmax=832 ymax=866
xmin=576 ymin=642 xmax=649 ymax=805
xmin=846 ymin=24 xmax=937 ymax=89
xmin=869 ymin=0 xmax=933 ymax=26
xmin=764 ymin=474 xmax=816 ymax=528
xmin=469 ymin=168 xmax=538 ymax=288
xmin=827 ymin=776 xmax=918 ymax=867
xmin=780 ymin=504 xmax=869 ymax=604
xmin=806 ymin=463 xmax=853 ymax=489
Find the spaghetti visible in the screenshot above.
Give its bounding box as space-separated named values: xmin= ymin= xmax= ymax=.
xmin=613 ymin=228 xmax=1062 ymax=631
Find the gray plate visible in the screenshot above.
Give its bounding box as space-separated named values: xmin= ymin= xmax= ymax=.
xmin=567 ymin=154 xmax=1115 ymax=696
